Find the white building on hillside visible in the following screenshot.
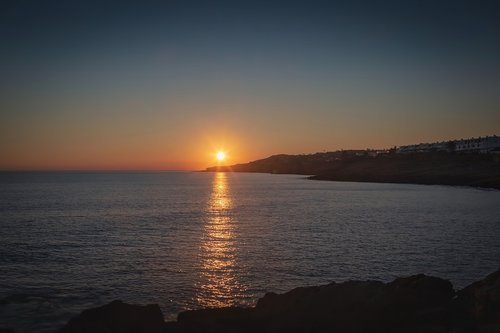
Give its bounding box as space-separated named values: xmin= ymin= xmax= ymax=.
xmin=397 ymin=135 xmax=500 ymax=154
xmin=454 ymin=136 xmax=500 ymax=153
xmin=397 ymin=141 xmax=450 ymax=153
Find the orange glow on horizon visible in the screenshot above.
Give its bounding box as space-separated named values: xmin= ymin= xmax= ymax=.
xmin=3 ymin=120 xmax=466 ymax=171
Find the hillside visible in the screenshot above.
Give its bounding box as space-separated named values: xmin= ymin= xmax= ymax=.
xmin=206 ymin=151 xmax=500 ymax=189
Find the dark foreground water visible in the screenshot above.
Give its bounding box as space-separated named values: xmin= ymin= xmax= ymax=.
xmin=1 ymin=172 xmax=499 ymax=332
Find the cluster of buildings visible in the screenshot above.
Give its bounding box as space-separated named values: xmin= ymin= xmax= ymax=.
xmin=397 ymin=136 xmax=500 ymax=154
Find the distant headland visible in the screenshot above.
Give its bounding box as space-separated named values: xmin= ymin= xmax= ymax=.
xmin=205 ymin=135 xmax=500 ymax=189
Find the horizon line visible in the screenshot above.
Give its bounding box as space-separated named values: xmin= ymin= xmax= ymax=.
xmin=0 ymin=169 xmax=199 ymax=173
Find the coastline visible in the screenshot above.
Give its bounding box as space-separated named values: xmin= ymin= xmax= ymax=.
xmin=37 ymin=268 xmax=499 ymax=333
xmin=205 ymin=152 xmax=500 ymax=190
xmin=307 ymin=174 xmax=500 ymax=190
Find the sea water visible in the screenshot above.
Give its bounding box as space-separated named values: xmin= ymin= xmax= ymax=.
xmin=1 ymin=171 xmax=499 ymax=332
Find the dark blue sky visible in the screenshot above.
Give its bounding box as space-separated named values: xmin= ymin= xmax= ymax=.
xmin=1 ymin=0 xmax=500 ymax=169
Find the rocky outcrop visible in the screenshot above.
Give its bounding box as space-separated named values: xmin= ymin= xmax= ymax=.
xmin=59 ymin=300 xmax=167 ymax=333
xmin=173 ymin=275 xmax=455 ymax=333
xmin=0 ymin=329 xmax=16 ymax=333
xmin=453 ymin=269 xmax=500 ymax=332
xmin=58 ymin=269 xmax=500 ymax=333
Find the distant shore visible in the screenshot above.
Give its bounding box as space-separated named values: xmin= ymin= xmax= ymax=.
xmin=53 ymin=268 xmax=500 ymax=333
xmin=206 ymin=151 xmax=500 ymax=190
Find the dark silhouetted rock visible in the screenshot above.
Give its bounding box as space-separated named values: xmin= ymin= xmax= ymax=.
xmin=454 ymin=268 xmax=500 ymax=332
xmin=0 ymin=328 xmax=16 ymax=333
xmin=173 ymin=275 xmax=456 ymax=333
xmin=175 ymin=307 xmax=256 ymax=333
xmin=59 ymin=300 xmax=166 ymax=333
xmin=59 ymin=269 xmax=500 ymax=333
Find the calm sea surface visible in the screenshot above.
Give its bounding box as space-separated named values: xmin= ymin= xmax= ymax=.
xmin=1 ymin=171 xmax=499 ymax=332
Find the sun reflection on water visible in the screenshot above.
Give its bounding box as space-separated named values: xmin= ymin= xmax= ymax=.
xmin=195 ymin=172 xmax=246 ymax=308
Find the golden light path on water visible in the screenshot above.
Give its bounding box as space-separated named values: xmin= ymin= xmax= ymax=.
xmin=195 ymin=172 xmax=247 ymax=308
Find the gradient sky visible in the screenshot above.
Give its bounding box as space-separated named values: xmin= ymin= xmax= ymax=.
xmin=1 ymin=0 xmax=499 ymax=170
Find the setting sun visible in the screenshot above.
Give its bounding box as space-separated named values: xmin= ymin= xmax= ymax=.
xmin=216 ymin=151 xmax=225 ymax=161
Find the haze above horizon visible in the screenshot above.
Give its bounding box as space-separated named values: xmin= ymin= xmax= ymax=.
xmin=1 ymin=0 xmax=499 ymax=171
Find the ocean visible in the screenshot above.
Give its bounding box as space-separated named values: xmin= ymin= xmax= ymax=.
xmin=1 ymin=171 xmax=499 ymax=332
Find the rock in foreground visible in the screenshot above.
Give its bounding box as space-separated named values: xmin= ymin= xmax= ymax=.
xmin=59 ymin=269 xmax=500 ymax=333
xmin=175 ymin=274 xmax=455 ymax=333
xmin=59 ymin=300 xmax=166 ymax=333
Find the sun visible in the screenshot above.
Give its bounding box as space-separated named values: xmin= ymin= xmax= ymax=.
xmin=216 ymin=151 xmax=225 ymax=161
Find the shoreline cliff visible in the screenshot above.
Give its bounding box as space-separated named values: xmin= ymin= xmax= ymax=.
xmin=206 ymin=152 xmax=500 ymax=190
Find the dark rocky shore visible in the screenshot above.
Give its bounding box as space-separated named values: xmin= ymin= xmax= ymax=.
xmin=32 ymin=268 xmax=498 ymax=333
xmin=206 ymin=152 xmax=500 ymax=189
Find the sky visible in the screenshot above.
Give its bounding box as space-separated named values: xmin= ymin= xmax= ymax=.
xmin=1 ymin=0 xmax=499 ymax=170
